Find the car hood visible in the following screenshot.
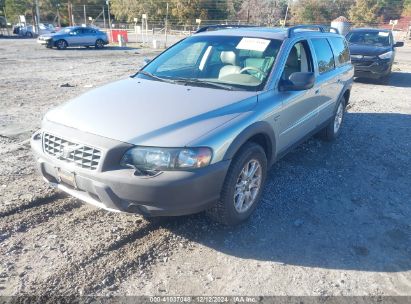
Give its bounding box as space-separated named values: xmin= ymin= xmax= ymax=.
xmin=45 ymin=78 xmax=258 ymax=147
xmin=39 ymin=33 xmax=53 ymax=38
xmin=349 ymin=43 xmax=391 ymax=56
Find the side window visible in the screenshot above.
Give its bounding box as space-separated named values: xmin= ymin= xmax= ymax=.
xmin=311 ymin=38 xmax=335 ymax=74
xmin=329 ymin=37 xmax=350 ymax=66
xmin=282 ymin=40 xmax=313 ymax=80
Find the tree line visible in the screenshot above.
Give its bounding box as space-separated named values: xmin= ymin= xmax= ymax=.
xmin=1 ymin=0 xmax=411 ymax=27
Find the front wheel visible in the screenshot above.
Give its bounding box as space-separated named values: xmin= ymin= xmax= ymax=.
xmin=56 ymin=39 xmax=67 ymax=50
xmin=207 ymin=142 xmax=267 ymax=226
xmin=320 ymin=97 xmax=346 ymax=141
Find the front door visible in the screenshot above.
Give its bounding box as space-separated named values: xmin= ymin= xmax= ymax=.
xmin=277 ymin=40 xmax=319 ymax=152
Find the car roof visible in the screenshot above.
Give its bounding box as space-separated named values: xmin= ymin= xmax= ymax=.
xmin=195 ymin=26 xmax=341 ymax=40
xmin=349 ymin=28 xmax=390 ymax=32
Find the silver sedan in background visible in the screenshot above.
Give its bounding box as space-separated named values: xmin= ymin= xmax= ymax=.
xmin=37 ymin=26 xmax=109 ymax=50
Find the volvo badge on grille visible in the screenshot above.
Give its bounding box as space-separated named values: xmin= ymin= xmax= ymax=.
xmin=57 ymin=145 xmax=82 ymax=158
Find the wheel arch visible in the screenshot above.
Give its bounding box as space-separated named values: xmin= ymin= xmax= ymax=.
xmin=338 ymin=82 xmax=352 ymax=107
xmin=223 ymin=121 xmax=276 ymax=166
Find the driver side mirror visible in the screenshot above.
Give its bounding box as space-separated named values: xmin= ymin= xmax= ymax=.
xmin=279 ymin=72 xmax=315 ymax=91
xmin=394 ymin=41 xmax=404 ymax=48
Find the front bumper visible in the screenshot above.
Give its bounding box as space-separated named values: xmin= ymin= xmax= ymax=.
xmin=37 ymin=39 xmax=52 ymax=46
xmin=31 ymin=121 xmax=230 ymax=216
xmin=351 ymin=57 xmax=392 ymax=79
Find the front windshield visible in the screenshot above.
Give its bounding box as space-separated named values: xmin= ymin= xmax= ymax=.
xmin=137 ymin=35 xmax=282 ymax=91
xmin=346 ymin=31 xmax=391 ymax=47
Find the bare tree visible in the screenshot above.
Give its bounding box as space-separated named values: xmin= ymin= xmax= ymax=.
xmin=237 ymin=0 xmax=287 ymax=25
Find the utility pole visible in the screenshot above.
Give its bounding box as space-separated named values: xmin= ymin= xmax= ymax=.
xmin=107 ymin=0 xmax=112 ymax=41
xmin=283 ymin=0 xmax=290 ymax=28
xmin=83 ymin=5 xmax=87 ymax=25
xmin=103 ymin=6 xmax=106 ymax=29
xmin=57 ymin=4 xmax=61 ymax=28
xmin=68 ymin=1 xmax=72 ymax=26
xmin=164 ymin=2 xmax=169 ymax=48
xmin=35 ymin=0 xmax=40 ymax=34
xmin=3 ymin=6 xmax=10 ymax=35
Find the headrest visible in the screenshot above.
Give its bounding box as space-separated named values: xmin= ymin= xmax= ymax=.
xmin=286 ymin=46 xmax=299 ymax=68
xmin=220 ymin=51 xmax=237 ymax=66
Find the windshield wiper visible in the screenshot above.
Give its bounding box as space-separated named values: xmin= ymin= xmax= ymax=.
xmin=174 ymin=78 xmax=235 ymax=91
xmin=137 ymin=71 xmax=176 ymax=84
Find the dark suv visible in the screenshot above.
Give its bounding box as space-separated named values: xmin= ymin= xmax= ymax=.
xmin=346 ymin=28 xmax=404 ymax=81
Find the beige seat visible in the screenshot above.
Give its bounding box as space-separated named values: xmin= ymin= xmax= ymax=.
xmin=283 ymin=46 xmax=300 ymax=80
xmin=219 ymin=51 xmax=241 ymax=79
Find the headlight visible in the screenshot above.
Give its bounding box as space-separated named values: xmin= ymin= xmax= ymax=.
xmin=120 ymin=146 xmax=212 ymax=172
xmin=378 ymin=51 xmax=393 ymax=59
xmin=350 ymin=54 xmax=363 ymax=59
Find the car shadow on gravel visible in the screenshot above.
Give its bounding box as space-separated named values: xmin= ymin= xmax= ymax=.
xmin=168 ymin=112 xmax=411 ymax=273
xmin=355 ymin=71 xmax=411 ymax=88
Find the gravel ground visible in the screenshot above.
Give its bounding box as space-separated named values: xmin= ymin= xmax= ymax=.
xmin=0 ymin=39 xmax=410 ymax=297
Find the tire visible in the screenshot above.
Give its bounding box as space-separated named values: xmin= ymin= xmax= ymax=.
xmin=207 ymin=142 xmax=267 ymax=226
xmin=378 ymin=73 xmax=390 ymax=84
xmin=320 ymin=97 xmax=346 ymax=141
xmin=95 ymin=39 xmax=105 ymax=49
xmin=378 ymin=65 xmax=392 ymax=84
xmin=56 ymin=39 xmax=68 ymax=50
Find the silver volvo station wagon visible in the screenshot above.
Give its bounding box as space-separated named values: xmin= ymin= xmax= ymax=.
xmin=31 ymin=25 xmax=354 ymax=225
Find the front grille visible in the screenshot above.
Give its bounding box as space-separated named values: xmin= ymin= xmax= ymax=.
xmin=353 ymin=61 xmax=374 ymax=67
xmin=43 ymin=133 xmax=101 ymax=170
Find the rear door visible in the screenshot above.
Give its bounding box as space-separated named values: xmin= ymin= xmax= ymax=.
xmin=309 ymin=37 xmax=340 ymax=125
xmin=82 ymin=28 xmax=97 ymax=45
xmin=328 ymin=36 xmax=352 ymax=113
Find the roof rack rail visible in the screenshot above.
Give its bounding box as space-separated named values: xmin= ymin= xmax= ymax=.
xmin=287 ymin=25 xmax=339 ymax=38
xmin=195 ymin=24 xmax=257 ymax=34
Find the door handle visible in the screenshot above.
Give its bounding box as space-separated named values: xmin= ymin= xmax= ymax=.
xmin=315 ymin=89 xmax=320 ymax=94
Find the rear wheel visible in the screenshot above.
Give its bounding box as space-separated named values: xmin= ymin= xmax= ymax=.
xmin=207 ymin=142 xmax=267 ymax=226
xmin=56 ymin=39 xmax=67 ymax=50
xmin=95 ymin=39 xmax=105 ymax=49
xmin=320 ymin=97 xmax=346 ymax=141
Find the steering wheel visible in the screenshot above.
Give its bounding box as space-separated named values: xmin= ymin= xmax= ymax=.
xmin=239 ymin=66 xmax=267 ymax=77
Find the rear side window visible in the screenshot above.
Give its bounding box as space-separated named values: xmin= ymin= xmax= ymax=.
xmin=311 ymin=38 xmax=335 ymax=74
xmin=329 ymin=37 xmax=350 ymax=66
xmin=85 ymin=28 xmax=97 ymax=34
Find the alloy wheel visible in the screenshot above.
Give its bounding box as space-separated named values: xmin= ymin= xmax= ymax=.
xmin=233 ymin=159 xmax=262 ymax=213
xmin=334 ymin=102 xmax=344 ymax=134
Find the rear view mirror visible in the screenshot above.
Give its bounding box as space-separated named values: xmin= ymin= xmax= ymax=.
xmin=394 ymin=41 xmax=404 ymax=47
xmin=279 ymin=72 xmax=315 ymax=91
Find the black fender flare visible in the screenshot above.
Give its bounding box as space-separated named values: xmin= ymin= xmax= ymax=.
xmin=223 ymin=121 xmax=276 ymax=166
